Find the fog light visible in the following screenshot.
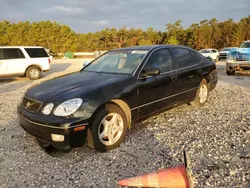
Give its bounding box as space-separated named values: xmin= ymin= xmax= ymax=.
xmin=51 ymin=134 xmax=64 ymax=142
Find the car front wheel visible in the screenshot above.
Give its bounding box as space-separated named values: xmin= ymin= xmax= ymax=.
xmin=36 ymin=139 xmax=56 ymax=154
xmin=226 ymin=70 xmax=235 ymax=76
xmin=88 ymin=104 xmax=127 ymax=152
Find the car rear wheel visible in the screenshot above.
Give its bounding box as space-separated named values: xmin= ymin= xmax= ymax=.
xmin=190 ymin=79 xmax=208 ymax=107
xmin=26 ymin=66 xmax=41 ymax=80
xmin=215 ymin=56 xmax=219 ymax=62
xmin=226 ymin=70 xmax=235 ymax=76
xmin=88 ymin=104 xmax=127 ymax=152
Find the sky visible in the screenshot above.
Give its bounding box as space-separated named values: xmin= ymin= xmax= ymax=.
xmin=1 ymin=0 xmax=249 ymax=33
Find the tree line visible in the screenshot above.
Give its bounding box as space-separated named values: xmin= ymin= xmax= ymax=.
xmin=0 ymin=15 xmax=249 ymax=53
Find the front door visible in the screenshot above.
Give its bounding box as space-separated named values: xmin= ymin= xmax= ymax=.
xmin=137 ymin=48 xmax=180 ymax=117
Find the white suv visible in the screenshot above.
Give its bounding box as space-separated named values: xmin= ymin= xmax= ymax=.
xmin=0 ymin=46 xmax=51 ymax=80
xmin=199 ymin=49 xmax=220 ymax=62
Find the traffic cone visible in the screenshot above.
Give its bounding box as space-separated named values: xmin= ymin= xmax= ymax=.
xmin=118 ymin=151 xmax=194 ymax=188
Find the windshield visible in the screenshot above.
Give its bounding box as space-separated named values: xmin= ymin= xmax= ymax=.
xmin=240 ymin=42 xmax=250 ymax=48
xmin=222 ymin=48 xmax=230 ymax=51
xmin=83 ymin=50 xmax=148 ymax=75
xmin=199 ymin=49 xmax=211 ymax=53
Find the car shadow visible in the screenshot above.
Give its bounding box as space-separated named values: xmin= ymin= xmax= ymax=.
xmin=42 ymin=63 xmax=71 ymax=78
xmin=0 ymin=63 xmax=71 ymax=94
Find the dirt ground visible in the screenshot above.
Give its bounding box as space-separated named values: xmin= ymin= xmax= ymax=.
xmin=0 ymin=59 xmax=249 ymax=188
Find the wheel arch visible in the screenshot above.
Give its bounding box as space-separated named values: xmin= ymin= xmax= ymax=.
xmin=110 ymin=99 xmax=132 ymax=128
xmin=90 ymin=99 xmax=132 ymax=129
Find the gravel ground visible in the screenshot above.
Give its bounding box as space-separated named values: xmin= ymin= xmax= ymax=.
xmin=0 ymin=60 xmax=250 ymax=188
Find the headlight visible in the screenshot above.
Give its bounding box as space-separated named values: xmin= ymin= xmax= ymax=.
xmin=54 ymin=98 xmax=83 ymax=117
xmin=42 ymin=103 xmax=54 ymax=115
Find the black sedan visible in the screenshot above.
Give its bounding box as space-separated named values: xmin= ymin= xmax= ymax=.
xmin=18 ymin=45 xmax=218 ymax=152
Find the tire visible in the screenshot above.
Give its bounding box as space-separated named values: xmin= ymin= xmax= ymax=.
xmin=190 ymin=79 xmax=208 ymax=107
xmin=226 ymin=70 xmax=235 ymax=76
xmin=88 ymin=104 xmax=128 ymax=152
xmin=26 ymin=66 xmax=41 ymax=80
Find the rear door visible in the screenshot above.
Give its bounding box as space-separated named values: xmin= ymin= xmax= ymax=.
xmin=171 ymin=47 xmax=203 ymax=101
xmin=137 ymin=48 xmax=179 ymax=117
xmin=0 ymin=49 xmax=8 ymax=75
xmin=24 ymin=48 xmax=50 ymax=71
xmin=3 ymin=48 xmax=27 ymax=75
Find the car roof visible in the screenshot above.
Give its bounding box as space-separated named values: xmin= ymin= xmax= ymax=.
xmin=111 ymin=45 xmax=162 ymax=51
xmin=200 ymin=48 xmax=215 ymax=50
xmin=0 ymin=46 xmax=44 ymax=48
xmin=111 ymin=45 xmax=195 ymax=52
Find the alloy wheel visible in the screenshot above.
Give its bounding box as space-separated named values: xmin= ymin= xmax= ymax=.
xmin=98 ymin=113 xmax=124 ymax=146
xmin=199 ymin=84 xmax=208 ymax=104
xmin=30 ymin=69 xmax=39 ymax=78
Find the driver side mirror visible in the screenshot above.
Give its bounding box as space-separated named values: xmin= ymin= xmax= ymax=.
xmin=83 ymin=61 xmax=91 ymax=67
xmin=140 ymin=68 xmax=160 ymax=78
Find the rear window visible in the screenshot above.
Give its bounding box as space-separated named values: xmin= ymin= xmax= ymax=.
xmin=25 ymin=48 xmax=49 ymax=58
xmin=3 ymin=48 xmax=25 ymax=59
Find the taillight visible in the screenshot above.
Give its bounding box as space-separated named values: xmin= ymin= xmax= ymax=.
xmin=48 ymin=58 xmax=51 ymax=64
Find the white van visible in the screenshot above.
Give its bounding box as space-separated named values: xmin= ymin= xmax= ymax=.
xmin=0 ymin=46 xmax=51 ymax=80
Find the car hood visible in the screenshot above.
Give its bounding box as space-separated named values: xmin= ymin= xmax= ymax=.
xmin=219 ymin=51 xmax=229 ymax=54
xmin=26 ymin=71 xmax=130 ymax=102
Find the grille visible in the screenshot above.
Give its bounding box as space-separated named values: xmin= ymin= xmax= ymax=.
xmin=22 ymin=96 xmax=42 ymax=113
xmin=21 ymin=121 xmax=51 ymax=140
xmin=220 ymin=53 xmax=227 ymax=57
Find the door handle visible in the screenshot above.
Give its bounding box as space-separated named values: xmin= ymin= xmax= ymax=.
xmin=197 ymin=69 xmax=202 ymax=74
xmin=170 ymin=75 xmax=178 ymax=82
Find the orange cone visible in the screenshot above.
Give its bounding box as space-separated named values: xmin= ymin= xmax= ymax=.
xmin=118 ymin=151 xmax=194 ymax=188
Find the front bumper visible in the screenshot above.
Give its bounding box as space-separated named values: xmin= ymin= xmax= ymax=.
xmin=43 ymin=69 xmax=50 ymax=72
xmin=18 ymin=105 xmax=89 ymax=150
xmin=226 ymin=62 xmax=250 ymax=71
xmin=219 ymin=54 xmax=228 ymax=59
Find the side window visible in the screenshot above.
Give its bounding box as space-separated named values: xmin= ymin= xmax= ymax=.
xmin=171 ymin=48 xmax=193 ymax=68
xmin=240 ymin=42 xmax=250 ymax=48
xmin=144 ymin=49 xmax=176 ymax=73
xmin=3 ymin=48 xmax=25 ymax=59
xmin=25 ymin=48 xmax=49 ymax=58
xmin=190 ymin=51 xmax=202 ymax=65
xmin=0 ymin=49 xmax=3 ymax=60
xmin=212 ymin=50 xmax=217 ymax=53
